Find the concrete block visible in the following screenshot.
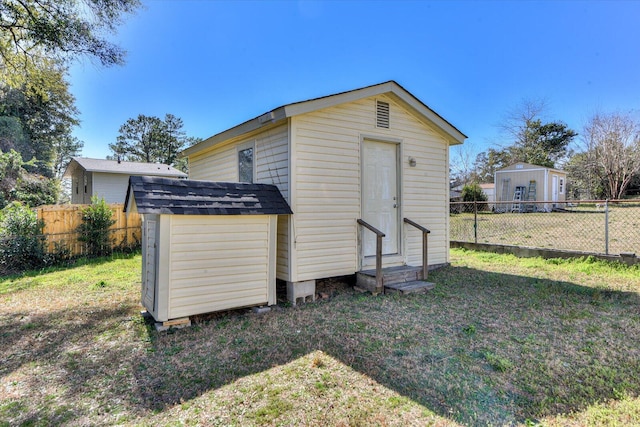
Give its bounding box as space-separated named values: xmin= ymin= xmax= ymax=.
xmin=252 ymin=306 xmax=272 ymax=314
xmin=287 ymin=280 xmax=316 ymax=306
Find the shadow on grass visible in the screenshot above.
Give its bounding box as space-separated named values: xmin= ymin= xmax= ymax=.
xmin=130 ymin=265 xmax=640 ymax=425
xmin=0 ymin=303 xmax=148 ymax=425
xmin=2 ymin=263 xmax=639 ymax=425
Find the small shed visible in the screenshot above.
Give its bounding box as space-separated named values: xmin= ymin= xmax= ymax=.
xmin=494 ymin=162 xmax=567 ymax=212
xmin=124 ymin=176 xmax=292 ymax=323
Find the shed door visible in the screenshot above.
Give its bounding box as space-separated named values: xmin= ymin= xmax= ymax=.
xmin=143 ymin=219 xmax=157 ymax=311
xmin=552 ymin=175 xmax=559 ymax=204
xmin=362 ymin=140 xmax=399 ymax=256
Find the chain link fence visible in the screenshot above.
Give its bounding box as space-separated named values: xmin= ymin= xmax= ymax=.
xmin=450 ymin=200 xmax=640 ymax=256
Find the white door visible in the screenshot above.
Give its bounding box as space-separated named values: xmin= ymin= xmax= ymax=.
xmin=552 ymin=175 xmax=559 ymax=205
xmin=362 ymin=140 xmax=399 ymax=256
xmin=142 ymin=219 xmax=156 ymax=311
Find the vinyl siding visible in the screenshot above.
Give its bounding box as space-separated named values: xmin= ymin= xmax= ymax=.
xmin=255 ymin=125 xmax=289 ymax=200
xmin=290 ymin=94 xmax=450 ymax=281
xmin=92 ymin=172 xmax=130 ymax=203
xmin=167 ymin=215 xmax=273 ymax=319
xmin=186 ymin=123 xmax=291 ymax=281
xmin=189 ymin=144 xmax=237 ymax=182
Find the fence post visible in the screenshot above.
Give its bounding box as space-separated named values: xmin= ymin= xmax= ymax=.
xmin=474 ymin=200 xmax=478 ymax=244
xmin=605 ymin=199 xmax=609 ymax=255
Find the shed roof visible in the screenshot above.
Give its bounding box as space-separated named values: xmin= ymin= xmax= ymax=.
xmin=182 ymin=80 xmax=467 ymax=157
xmin=496 ymin=162 xmax=565 ymax=174
xmin=124 ymin=176 xmax=292 ymax=215
xmin=62 ymin=157 xmax=187 ymax=179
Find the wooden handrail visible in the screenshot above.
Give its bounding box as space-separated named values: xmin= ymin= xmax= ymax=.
xmin=403 ymin=218 xmax=430 ymax=234
xmin=357 ymin=219 xmax=384 ymax=294
xmin=403 ymin=218 xmax=429 ymax=280
xmin=357 ymin=219 xmax=385 ymax=237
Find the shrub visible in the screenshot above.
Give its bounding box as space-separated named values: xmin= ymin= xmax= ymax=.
xmin=77 ymin=196 xmax=116 ymax=257
xmin=0 ymin=202 xmax=46 ymax=274
xmin=461 ymin=183 xmax=489 ymax=212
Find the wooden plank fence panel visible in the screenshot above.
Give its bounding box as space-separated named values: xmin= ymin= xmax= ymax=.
xmin=36 ymin=204 xmax=142 ymax=256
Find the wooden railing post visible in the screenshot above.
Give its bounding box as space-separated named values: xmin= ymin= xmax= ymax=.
xmin=376 ymin=233 xmax=383 ymax=292
xmin=422 ymin=229 xmax=428 ymax=280
xmin=403 ymin=218 xmax=430 ymax=280
xmin=357 ymin=219 xmax=385 ymax=294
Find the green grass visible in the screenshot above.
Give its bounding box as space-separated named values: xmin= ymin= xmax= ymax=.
xmin=1 ymin=249 xmax=639 ymax=426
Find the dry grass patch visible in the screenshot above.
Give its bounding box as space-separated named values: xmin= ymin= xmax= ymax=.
xmin=1 ymin=249 xmax=639 ymax=426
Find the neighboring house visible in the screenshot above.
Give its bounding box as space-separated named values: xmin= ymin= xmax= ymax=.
xmin=63 ymin=157 xmax=187 ymax=204
xmin=479 ymin=183 xmax=495 ymax=210
xmin=494 ymin=162 xmax=567 ymax=212
xmin=182 ymin=81 xmax=466 ymax=289
xmin=479 ymin=183 xmax=495 ymax=203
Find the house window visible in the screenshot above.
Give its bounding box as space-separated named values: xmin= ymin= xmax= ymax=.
xmin=83 ymin=175 xmax=88 ymax=193
xmin=376 ymin=100 xmax=390 ymax=128
xmin=559 ymin=178 xmax=564 ymax=194
xmin=238 ymin=146 xmax=254 ymax=183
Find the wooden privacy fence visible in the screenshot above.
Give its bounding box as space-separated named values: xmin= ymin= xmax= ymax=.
xmin=36 ymin=204 xmax=142 ymax=256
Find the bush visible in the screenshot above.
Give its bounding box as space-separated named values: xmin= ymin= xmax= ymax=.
xmin=461 ymin=183 xmax=489 ymax=212
xmin=0 ymin=202 xmax=46 ymax=274
xmin=77 ymin=196 xmax=116 ymax=257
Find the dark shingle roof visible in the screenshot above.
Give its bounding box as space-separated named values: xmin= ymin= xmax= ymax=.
xmin=125 ymin=176 xmax=292 ymax=215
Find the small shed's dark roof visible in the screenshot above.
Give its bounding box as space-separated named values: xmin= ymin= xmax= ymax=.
xmin=125 ymin=176 xmax=292 ymax=215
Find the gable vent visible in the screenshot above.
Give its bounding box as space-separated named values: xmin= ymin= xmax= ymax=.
xmin=376 ymin=100 xmax=390 ymax=128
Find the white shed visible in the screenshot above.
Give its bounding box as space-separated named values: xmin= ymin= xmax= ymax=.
xmin=182 ymin=81 xmax=466 ymax=292
xmin=124 ymin=176 xmax=292 ymax=323
xmin=495 ymin=162 xmax=567 ymax=212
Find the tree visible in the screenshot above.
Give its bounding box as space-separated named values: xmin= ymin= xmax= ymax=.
xmin=450 ymin=142 xmax=477 ymax=185
xmin=499 ymin=99 xmax=577 ymax=168
xmin=563 ymin=152 xmax=604 ymax=199
xmin=0 ymin=62 xmax=80 ymax=176
xmin=509 ymin=119 xmax=577 ymax=167
xmin=471 ymin=148 xmax=512 ymax=183
xmin=110 ymin=115 xmax=165 ymax=163
xmin=0 ymin=0 xmax=140 ymax=90
xmin=52 ymin=135 xmax=83 ymax=178
xmin=582 ymin=112 xmax=640 ymax=199
xmin=0 ymin=149 xmax=58 ymax=207
xmin=110 ymin=114 xmax=192 ymax=166
xmin=162 ymin=114 xmax=186 ymax=166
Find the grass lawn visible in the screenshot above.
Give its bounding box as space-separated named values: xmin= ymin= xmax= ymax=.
xmin=1 ymin=249 xmax=640 ymax=426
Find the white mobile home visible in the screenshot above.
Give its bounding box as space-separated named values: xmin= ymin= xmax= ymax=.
xmin=124 ymin=176 xmax=292 ymax=322
xmin=182 ymin=81 xmax=466 ymax=290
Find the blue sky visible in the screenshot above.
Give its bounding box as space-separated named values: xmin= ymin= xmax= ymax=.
xmin=69 ymin=0 xmax=640 ymax=165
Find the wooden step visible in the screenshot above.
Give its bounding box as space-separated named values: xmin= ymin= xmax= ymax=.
xmin=384 ymin=280 xmax=435 ymax=295
xmin=356 ymin=265 xmax=425 ymax=293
